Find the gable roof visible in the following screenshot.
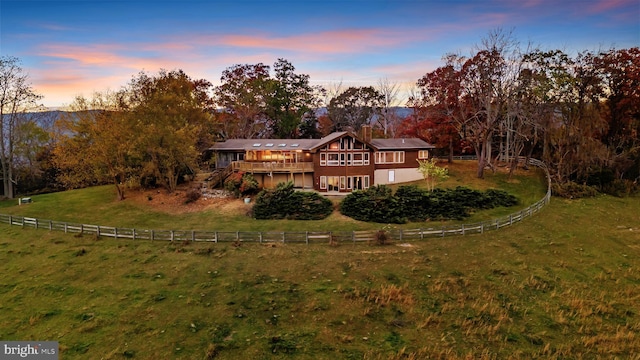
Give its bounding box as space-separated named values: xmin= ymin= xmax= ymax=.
xmin=210 ymin=132 xmax=434 ymax=152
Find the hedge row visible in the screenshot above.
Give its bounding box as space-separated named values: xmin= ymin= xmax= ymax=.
xmin=340 ymin=185 xmax=518 ymax=224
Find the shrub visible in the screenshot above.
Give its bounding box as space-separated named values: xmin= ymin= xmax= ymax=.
xmin=184 ymin=188 xmax=202 ymax=204
xmin=340 ymin=185 xmax=519 ymax=223
xmin=552 ymin=181 xmax=598 ymax=198
xmin=602 ymin=179 xmax=638 ymax=197
xmin=252 ymin=182 xmax=333 ymax=220
xmin=395 ymin=185 xmax=432 ymax=222
xmin=339 ymin=185 xmax=406 ymax=224
xmin=225 ymin=172 xmax=259 ymax=198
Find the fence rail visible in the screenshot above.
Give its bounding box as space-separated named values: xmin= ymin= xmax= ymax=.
xmin=1 ymin=157 xmax=551 ymax=245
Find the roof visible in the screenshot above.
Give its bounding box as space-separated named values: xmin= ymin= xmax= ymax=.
xmin=210 ymin=138 xmax=319 ymax=151
xmin=369 ymin=138 xmax=435 ymax=150
xmin=210 ymin=132 xmax=434 ymax=152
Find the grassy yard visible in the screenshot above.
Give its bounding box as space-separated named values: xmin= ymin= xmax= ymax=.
xmin=1 ymin=162 xmax=638 ymax=359
xmin=0 ymin=161 xmax=548 ymax=232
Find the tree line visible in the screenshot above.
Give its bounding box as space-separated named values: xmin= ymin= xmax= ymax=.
xmin=402 ymin=30 xmax=639 ymax=196
xmin=1 ymin=30 xmax=638 ymax=199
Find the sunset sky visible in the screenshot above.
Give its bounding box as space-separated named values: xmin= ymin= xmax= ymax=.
xmin=2 ymin=0 xmax=639 ymax=108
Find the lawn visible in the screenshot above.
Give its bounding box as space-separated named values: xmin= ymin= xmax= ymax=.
xmin=0 ymin=160 xmax=548 ymax=232
xmin=1 ymin=162 xmax=638 ymax=359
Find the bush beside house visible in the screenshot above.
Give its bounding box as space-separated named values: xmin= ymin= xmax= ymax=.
xmin=340 ymin=185 xmax=519 ymax=224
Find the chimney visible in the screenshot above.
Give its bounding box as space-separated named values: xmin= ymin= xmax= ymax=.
xmin=361 ymin=125 xmax=372 ymax=143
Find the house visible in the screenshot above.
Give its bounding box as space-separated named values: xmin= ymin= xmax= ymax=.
xmin=209 ymin=127 xmax=435 ymax=193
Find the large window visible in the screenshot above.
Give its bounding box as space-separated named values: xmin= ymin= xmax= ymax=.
xmin=346 ymin=152 xmax=369 ymax=166
xmin=375 ymin=151 xmax=405 ymax=164
xmin=347 ymin=175 xmax=370 ymax=190
xmin=321 ymin=153 xmax=340 ymax=166
xmin=418 ymin=150 xmax=430 ymax=159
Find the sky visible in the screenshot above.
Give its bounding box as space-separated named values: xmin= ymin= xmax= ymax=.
xmin=1 ymin=0 xmax=639 ymax=108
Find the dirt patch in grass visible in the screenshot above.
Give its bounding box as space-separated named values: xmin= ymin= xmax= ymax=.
xmin=125 ymin=185 xmax=246 ymax=215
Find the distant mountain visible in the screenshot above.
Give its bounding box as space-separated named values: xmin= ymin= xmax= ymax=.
xmin=315 ymin=106 xmax=414 ymax=119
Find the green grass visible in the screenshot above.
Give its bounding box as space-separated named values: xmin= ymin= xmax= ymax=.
xmin=0 ymin=160 xmax=548 ymax=232
xmin=3 ymin=162 xmax=638 ymax=358
xmin=0 ymin=194 xmax=638 ymax=359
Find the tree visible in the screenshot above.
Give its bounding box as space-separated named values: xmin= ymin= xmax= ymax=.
xmin=406 ymin=60 xmax=467 ymax=163
xmin=214 ymin=63 xmax=271 ymax=139
xmin=327 ymin=86 xmax=383 ymax=133
xmin=376 ymin=78 xmax=401 ymax=137
xmin=12 ymin=119 xmax=51 ymax=193
xmin=459 ymin=29 xmax=523 ymax=178
xmin=0 ymin=56 xmax=42 ymax=198
xmin=53 ymin=92 xmax=137 ymax=200
xmin=267 ymin=59 xmax=325 ymax=139
xmin=522 ymin=49 xmax=608 ymax=184
xmin=127 ymin=69 xmax=212 ymax=193
xmin=416 ymin=158 xmax=449 ymax=191
xmin=593 ymin=47 xmax=640 ymax=181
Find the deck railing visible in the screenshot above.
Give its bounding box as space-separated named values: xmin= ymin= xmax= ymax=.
xmin=232 ymin=161 xmax=314 ymax=173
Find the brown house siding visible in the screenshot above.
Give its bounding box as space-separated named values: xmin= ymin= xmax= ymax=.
xmin=313 ymin=136 xmax=375 ymax=192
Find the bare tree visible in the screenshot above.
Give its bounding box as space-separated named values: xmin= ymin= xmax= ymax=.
xmin=0 ymin=56 xmax=42 ymax=198
xmin=376 ymin=77 xmax=401 ymax=137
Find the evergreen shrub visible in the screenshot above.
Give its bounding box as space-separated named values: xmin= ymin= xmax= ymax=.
xmin=252 ymin=182 xmax=333 ymax=220
xmin=339 ymin=185 xmax=406 ymax=224
xmin=340 ymin=185 xmax=519 ymax=223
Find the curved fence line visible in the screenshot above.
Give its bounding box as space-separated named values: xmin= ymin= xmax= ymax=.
xmin=0 ymin=157 xmax=551 ymax=244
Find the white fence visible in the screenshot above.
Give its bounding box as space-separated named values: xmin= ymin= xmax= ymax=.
xmin=0 ymin=158 xmax=551 ymax=245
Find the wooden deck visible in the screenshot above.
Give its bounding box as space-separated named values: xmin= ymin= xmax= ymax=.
xmin=232 ymin=161 xmax=314 ymax=173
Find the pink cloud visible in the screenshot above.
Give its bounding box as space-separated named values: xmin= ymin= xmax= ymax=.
xmin=586 ymin=0 xmax=636 ymax=13
xmin=201 ymin=28 xmax=430 ymax=55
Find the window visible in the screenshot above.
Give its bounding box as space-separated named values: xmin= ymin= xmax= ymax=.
xmin=352 ymin=153 xmax=363 ymax=166
xmin=329 ymin=141 xmax=339 ymax=150
xmin=327 ymin=153 xmax=339 ymax=166
xmin=340 ymin=176 xmax=346 ymax=189
xmin=349 ymin=176 xmax=367 ymax=190
xmin=320 ymin=153 xmax=326 ymax=166
xmin=375 ymin=151 xmax=405 ymax=164
xmin=320 ymin=176 xmax=327 ymax=189
xmin=418 ymin=150 xmax=429 ymax=159
xmin=340 ymin=153 xmax=345 ymax=166
xmin=388 ymin=170 xmax=395 ymax=183
xmin=345 ymin=152 xmax=369 ymax=166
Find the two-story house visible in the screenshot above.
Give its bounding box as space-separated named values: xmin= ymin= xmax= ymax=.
xmin=210 ymin=127 xmax=434 ymax=193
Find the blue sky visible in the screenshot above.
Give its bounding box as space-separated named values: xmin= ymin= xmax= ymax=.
xmin=1 ymin=0 xmax=639 ymax=108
